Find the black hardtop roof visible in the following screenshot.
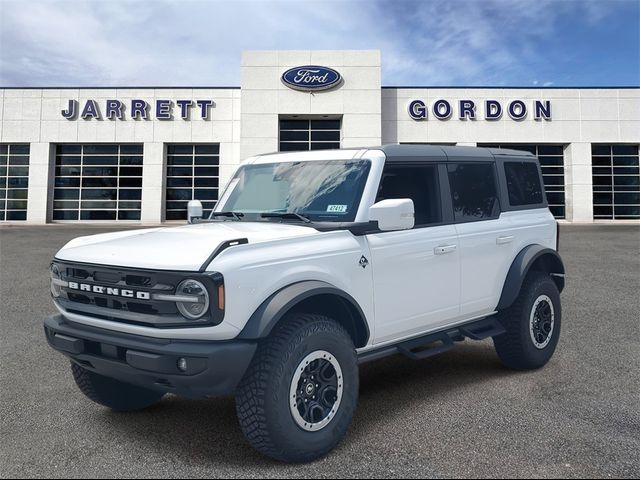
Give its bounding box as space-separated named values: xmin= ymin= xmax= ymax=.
xmin=378 ymin=144 xmax=536 ymax=162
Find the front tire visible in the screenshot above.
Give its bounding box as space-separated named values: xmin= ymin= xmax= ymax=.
xmin=235 ymin=313 xmax=359 ymax=463
xmin=493 ymin=272 xmax=562 ymax=370
xmin=71 ymin=363 xmax=164 ymax=411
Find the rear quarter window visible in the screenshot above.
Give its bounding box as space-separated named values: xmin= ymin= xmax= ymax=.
xmin=447 ymin=162 xmax=500 ymax=222
xmin=504 ymin=161 xmax=544 ymax=206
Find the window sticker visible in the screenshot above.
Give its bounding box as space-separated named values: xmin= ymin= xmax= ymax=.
xmin=327 ymin=204 xmax=347 ymax=213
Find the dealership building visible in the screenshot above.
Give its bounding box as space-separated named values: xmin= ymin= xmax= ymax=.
xmin=0 ymin=50 xmax=638 ymax=224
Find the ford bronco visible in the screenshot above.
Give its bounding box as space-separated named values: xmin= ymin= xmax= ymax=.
xmin=45 ymin=144 xmax=565 ymax=462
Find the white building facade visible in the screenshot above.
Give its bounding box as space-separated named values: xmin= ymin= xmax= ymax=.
xmin=1 ymin=50 xmax=638 ymax=224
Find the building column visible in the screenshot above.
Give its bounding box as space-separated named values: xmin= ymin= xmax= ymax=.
xmin=26 ymin=142 xmax=54 ymax=224
xmin=565 ymin=142 xmax=593 ymax=223
xmin=140 ymin=142 xmax=165 ymax=224
xmin=218 ymin=142 xmax=239 ymax=196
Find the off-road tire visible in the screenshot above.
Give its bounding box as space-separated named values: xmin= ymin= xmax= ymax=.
xmin=71 ymin=362 xmax=164 ymax=411
xmin=235 ymin=313 xmax=359 ymax=463
xmin=493 ymin=272 xmax=562 ymax=370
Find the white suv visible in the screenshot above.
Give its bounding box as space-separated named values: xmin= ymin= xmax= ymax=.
xmin=45 ymin=144 xmax=565 ymax=463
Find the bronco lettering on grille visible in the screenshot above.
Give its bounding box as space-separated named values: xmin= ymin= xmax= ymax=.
xmin=67 ymin=281 xmax=151 ymax=300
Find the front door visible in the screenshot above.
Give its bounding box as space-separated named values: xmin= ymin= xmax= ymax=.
xmin=366 ymin=163 xmax=460 ymax=345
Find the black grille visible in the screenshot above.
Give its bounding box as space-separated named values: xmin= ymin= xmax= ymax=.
xmin=52 ymin=260 xmax=224 ymax=328
xmin=64 ymin=264 xmax=175 ymax=314
xmin=66 ymin=265 xmax=160 ymax=287
xmin=70 ymin=268 xmax=90 ymax=279
xmin=94 ymin=271 xmax=121 ymax=283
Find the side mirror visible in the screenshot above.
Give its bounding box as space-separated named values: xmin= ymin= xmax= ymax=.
xmin=369 ymin=199 xmax=415 ymax=231
xmin=187 ymin=200 xmax=203 ymax=224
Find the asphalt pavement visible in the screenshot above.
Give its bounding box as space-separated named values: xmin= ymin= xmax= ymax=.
xmin=1 ymin=224 xmax=639 ymax=478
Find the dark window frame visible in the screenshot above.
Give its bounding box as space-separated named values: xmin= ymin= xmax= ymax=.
xmin=53 ymin=143 xmax=143 ymax=222
xmin=447 ymin=161 xmax=502 ymax=224
xmin=503 ymin=161 xmax=546 ymax=207
xmin=492 ymin=157 xmax=548 ymax=213
xmin=479 ymin=144 xmax=562 ymax=218
xmin=591 ymin=144 xmax=640 ymax=220
xmin=279 ymin=118 xmax=341 ymax=152
xmin=165 ymin=143 xmax=220 ymax=221
xmin=0 ymin=144 xmax=30 ymax=222
xmin=375 ymin=162 xmax=447 ymax=229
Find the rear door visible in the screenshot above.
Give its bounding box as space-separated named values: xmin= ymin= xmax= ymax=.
xmin=367 ymin=163 xmax=460 ymax=345
xmin=447 ymin=161 xmax=515 ymax=317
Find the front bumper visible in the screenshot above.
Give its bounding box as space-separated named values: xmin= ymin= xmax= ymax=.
xmin=44 ymin=314 xmax=257 ymax=398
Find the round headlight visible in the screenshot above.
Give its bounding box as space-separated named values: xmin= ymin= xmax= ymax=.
xmin=50 ymin=264 xmax=61 ymax=298
xmin=175 ymin=279 xmax=210 ymax=320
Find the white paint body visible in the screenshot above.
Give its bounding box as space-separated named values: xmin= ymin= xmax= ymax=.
xmin=53 ymin=148 xmax=558 ymax=348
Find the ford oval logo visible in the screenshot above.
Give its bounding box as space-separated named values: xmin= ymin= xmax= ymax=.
xmin=281 ymin=66 xmax=342 ymax=92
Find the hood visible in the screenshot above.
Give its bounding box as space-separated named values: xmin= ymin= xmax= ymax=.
xmin=55 ymin=222 xmax=319 ymax=271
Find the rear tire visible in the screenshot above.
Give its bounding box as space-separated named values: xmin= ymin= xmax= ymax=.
xmin=235 ymin=313 xmax=359 ymax=463
xmin=71 ymin=362 xmax=164 ymax=411
xmin=493 ymin=272 xmax=562 ymax=370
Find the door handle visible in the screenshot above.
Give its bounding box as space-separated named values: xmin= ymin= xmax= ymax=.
xmin=434 ymin=244 xmax=457 ymax=255
xmin=497 ymin=235 xmax=514 ymax=245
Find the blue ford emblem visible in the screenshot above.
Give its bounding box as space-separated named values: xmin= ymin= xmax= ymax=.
xmin=281 ymin=66 xmax=342 ymax=92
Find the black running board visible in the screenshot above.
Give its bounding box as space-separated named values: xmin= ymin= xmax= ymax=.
xmin=398 ymin=332 xmax=454 ymax=361
xmin=357 ymin=316 xmax=506 ymax=364
xmin=458 ymin=316 xmax=506 ymax=340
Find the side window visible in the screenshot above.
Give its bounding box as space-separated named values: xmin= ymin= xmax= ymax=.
xmin=376 ymin=164 xmax=441 ymax=226
xmin=504 ymin=161 xmax=544 ymax=206
xmin=447 ymin=163 xmax=500 ymax=222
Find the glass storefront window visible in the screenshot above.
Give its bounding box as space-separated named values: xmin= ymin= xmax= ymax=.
xmin=53 ymin=144 xmax=143 ymax=221
xmin=0 ymin=144 xmax=30 ymax=221
xmin=592 ymin=144 xmax=640 ymax=219
xmin=279 ymin=119 xmax=341 ymax=152
xmin=165 ymin=144 xmax=220 ymax=220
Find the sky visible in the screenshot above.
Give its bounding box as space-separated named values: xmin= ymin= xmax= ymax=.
xmin=0 ymin=0 xmax=638 ymax=87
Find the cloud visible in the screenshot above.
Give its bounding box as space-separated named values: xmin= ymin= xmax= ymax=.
xmin=0 ymin=0 xmax=636 ymax=87
xmin=370 ymin=0 xmax=634 ymax=86
xmin=0 ymin=0 xmax=383 ymax=86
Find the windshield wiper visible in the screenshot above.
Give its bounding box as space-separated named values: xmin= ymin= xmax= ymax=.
xmin=260 ymin=212 xmax=312 ymax=223
xmin=210 ymin=211 xmax=244 ymax=221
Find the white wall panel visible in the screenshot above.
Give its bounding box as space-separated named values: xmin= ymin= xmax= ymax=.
xmin=0 ymin=50 xmax=637 ymax=223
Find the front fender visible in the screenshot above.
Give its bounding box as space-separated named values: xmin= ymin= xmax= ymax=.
xmin=237 ymin=280 xmax=370 ymax=345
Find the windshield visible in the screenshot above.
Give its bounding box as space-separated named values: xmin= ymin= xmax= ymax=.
xmin=216 ymin=159 xmax=371 ymax=222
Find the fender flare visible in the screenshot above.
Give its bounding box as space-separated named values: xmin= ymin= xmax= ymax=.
xmin=497 ymin=245 xmax=565 ymax=311
xmin=237 ymin=280 xmax=370 ymax=346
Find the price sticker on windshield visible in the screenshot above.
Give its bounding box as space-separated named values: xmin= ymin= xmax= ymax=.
xmin=327 ymin=205 xmax=348 ymax=213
